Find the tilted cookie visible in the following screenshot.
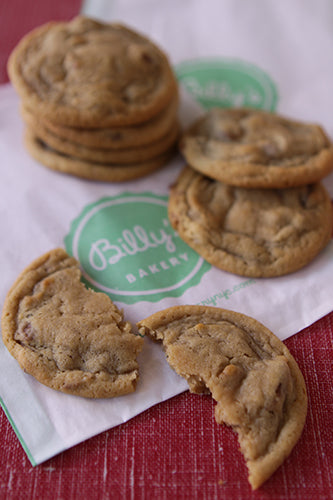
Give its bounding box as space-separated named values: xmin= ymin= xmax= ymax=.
xmin=8 ymin=16 xmax=177 ymax=128
xmin=137 ymin=305 xmax=308 ymax=490
xmin=1 ymin=248 xmax=143 ymax=398
xmin=180 ymin=108 xmax=333 ymax=188
xmin=24 ymin=130 xmax=175 ymax=182
xmin=168 ymin=166 xmax=333 ymax=278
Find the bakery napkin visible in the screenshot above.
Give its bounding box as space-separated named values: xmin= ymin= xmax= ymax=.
xmin=1 ymin=0 xmax=333 ymax=465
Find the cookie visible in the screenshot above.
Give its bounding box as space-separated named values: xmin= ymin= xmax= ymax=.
xmin=23 ymin=109 xmax=180 ymax=164
xmin=137 ymin=305 xmax=308 ymax=489
xmin=22 ymin=95 xmax=179 ymax=150
xmin=8 ymin=16 xmax=177 ymax=128
xmin=1 ymin=248 xmax=144 ymax=398
xmin=24 ymin=130 xmax=176 ymax=182
xmin=180 ymin=108 xmax=333 ymax=188
xmin=168 ymin=166 xmax=332 ymax=278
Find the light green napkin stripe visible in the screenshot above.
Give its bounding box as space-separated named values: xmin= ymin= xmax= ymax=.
xmin=0 ymin=396 xmax=36 ymax=466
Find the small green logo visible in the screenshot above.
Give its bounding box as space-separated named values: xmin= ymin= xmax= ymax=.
xmin=65 ymin=192 xmax=211 ymax=304
xmin=175 ymin=58 xmax=278 ymax=111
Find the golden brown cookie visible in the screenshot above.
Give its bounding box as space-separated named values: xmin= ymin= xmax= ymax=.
xmin=137 ymin=305 xmax=308 ymax=490
xmin=24 ymin=130 xmax=176 ymax=182
xmin=1 ymin=248 xmax=144 ymax=398
xmin=180 ymin=108 xmax=333 ymax=188
xmin=23 ymin=109 xmax=180 ymax=164
xmin=22 ymin=95 xmax=179 ymax=150
xmin=168 ymin=166 xmax=332 ymax=278
xmin=8 ymin=16 xmax=177 ymax=128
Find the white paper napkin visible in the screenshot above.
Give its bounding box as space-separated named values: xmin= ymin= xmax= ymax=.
xmin=1 ymin=0 xmax=333 ymax=465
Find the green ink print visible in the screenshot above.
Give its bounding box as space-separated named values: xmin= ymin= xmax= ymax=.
xmin=175 ymin=58 xmax=278 ymax=111
xmin=65 ymin=192 xmax=211 ymax=304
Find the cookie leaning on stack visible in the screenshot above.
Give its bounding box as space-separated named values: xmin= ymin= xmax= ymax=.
xmin=170 ymin=108 xmax=333 ymax=278
xmin=8 ymin=16 xmax=180 ymax=181
xmin=179 ymin=108 xmax=333 ymax=188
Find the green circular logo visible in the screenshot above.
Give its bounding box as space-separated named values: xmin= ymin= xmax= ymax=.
xmin=175 ymin=58 xmax=278 ymax=111
xmin=64 ymin=192 xmax=211 ymax=304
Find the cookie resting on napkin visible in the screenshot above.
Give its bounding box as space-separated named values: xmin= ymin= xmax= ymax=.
xmin=137 ymin=305 xmax=308 ymax=490
xmin=1 ymin=248 xmax=143 ymax=398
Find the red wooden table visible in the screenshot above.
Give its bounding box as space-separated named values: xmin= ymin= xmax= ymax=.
xmin=0 ymin=1 xmax=332 ymax=499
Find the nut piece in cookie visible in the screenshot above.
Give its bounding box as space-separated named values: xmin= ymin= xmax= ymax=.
xmin=1 ymin=248 xmax=143 ymax=398
xmin=168 ymin=166 xmax=333 ymax=278
xmin=180 ymin=108 xmax=333 ymax=188
xmin=137 ymin=305 xmax=308 ymax=490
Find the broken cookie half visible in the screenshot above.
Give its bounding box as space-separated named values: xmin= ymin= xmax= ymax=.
xmin=1 ymin=248 xmax=143 ymax=398
xmin=137 ymin=305 xmax=307 ymax=490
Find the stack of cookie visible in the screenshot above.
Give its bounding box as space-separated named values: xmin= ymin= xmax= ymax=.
xmin=170 ymin=107 xmax=333 ymax=278
xmin=8 ymin=16 xmax=180 ymax=181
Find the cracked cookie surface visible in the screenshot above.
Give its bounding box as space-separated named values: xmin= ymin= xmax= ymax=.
xmin=137 ymin=305 xmax=307 ymax=489
xmin=8 ymin=16 xmax=177 ymax=128
xmin=168 ymin=166 xmax=333 ymax=277
xmin=1 ymin=248 xmax=143 ymax=398
xmin=180 ymin=108 xmax=333 ymax=188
